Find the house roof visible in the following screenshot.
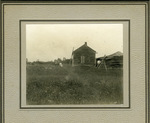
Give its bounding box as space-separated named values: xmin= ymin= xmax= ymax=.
xmin=72 ymin=42 xmax=96 ymax=54
xmin=96 ymin=51 xmax=123 ymax=60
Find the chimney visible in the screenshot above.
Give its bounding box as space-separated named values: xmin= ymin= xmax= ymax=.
xmin=85 ymin=42 xmax=87 ymax=46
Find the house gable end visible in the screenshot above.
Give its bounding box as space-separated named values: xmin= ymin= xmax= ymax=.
xmin=73 ymin=43 xmax=96 ymax=54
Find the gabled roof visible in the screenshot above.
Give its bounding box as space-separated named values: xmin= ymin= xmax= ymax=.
xmin=73 ymin=42 xmax=96 ymax=54
xmin=96 ymin=51 xmax=123 ymax=60
xmin=106 ymin=51 xmax=123 ymax=59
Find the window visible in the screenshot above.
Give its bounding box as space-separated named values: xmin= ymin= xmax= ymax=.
xmin=81 ymin=56 xmax=85 ymax=63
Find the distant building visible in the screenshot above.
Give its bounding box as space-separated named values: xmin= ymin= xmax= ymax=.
xmin=72 ymin=42 xmax=96 ymax=66
xmin=96 ymin=51 xmax=123 ymax=68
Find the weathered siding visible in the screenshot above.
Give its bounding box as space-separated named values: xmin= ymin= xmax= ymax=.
xmin=73 ymin=46 xmax=96 ymax=66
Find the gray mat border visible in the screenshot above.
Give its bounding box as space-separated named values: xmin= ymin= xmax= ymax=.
xmin=1 ymin=1 xmax=149 ymax=123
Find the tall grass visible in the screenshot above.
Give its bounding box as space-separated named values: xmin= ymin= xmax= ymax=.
xmin=26 ymin=64 xmax=123 ymax=105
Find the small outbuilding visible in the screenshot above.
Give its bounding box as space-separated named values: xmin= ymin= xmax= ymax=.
xmin=72 ymin=42 xmax=96 ymax=66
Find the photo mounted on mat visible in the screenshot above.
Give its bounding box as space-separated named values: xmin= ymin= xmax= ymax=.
xmin=20 ymin=21 xmax=129 ymax=108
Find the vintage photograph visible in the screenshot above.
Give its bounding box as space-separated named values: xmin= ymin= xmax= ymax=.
xmin=26 ymin=24 xmax=123 ymax=105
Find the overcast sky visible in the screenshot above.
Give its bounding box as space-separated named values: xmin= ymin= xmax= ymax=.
xmin=26 ymin=24 xmax=123 ymax=62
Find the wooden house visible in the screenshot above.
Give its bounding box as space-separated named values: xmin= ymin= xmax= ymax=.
xmin=72 ymin=42 xmax=96 ymax=66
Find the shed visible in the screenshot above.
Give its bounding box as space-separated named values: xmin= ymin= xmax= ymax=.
xmin=72 ymin=42 xmax=96 ymax=66
xmin=96 ymin=51 xmax=123 ymax=68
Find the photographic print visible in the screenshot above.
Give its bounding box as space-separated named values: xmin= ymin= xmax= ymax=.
xmin=2 ymin=2 xmax=148 ymax=123
xmin=26 ymin=23 xmax=123 ymax=105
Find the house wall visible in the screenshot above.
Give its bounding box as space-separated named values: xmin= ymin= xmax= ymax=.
xmin=73 ymin=48 xmax=95 ymax=66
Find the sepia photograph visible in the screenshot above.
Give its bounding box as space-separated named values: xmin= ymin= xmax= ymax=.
xmin=26 ymin=23 xmax=123 ymax=105
xmin=2 ymin=2 xmax=149 ymax=123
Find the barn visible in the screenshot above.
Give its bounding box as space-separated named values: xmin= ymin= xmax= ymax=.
xmin=72 ymin=42 xmax=96 ymax=66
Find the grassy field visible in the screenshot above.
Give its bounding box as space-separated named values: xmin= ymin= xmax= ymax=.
xmin=26 ymin=64 xmax=123 ymax=105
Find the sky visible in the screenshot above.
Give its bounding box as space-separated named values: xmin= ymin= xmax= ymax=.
xmin=26 ymin=24 xmax=123 ymax=62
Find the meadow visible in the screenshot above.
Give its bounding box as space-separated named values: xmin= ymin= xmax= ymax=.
xmin=26 ymin=63 xmax=123 ymax=105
